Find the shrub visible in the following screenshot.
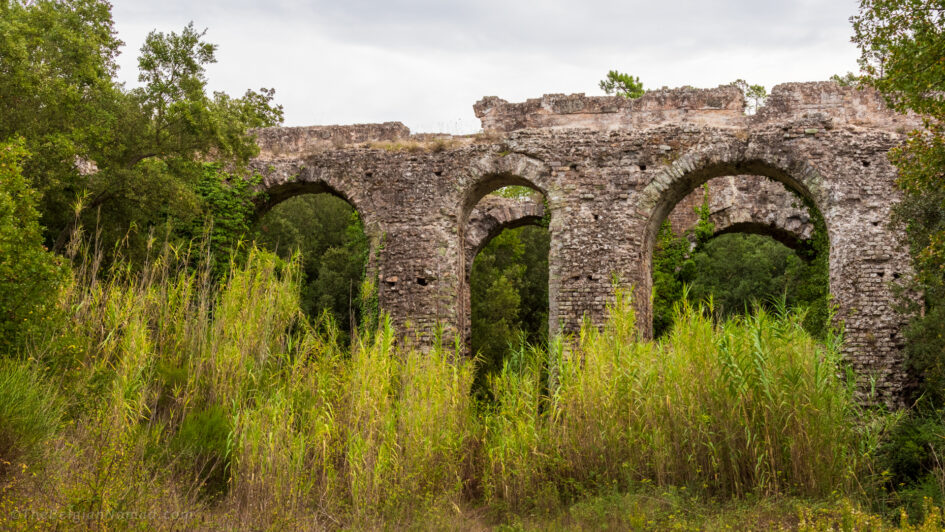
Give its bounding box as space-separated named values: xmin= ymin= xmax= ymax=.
xmin=0 ymin=140 xmax=68 ymax=355
xmin=172 ymin=404 xmax=233 ymax=497
xmin=875 ymin=405 xmax=945 ymax=522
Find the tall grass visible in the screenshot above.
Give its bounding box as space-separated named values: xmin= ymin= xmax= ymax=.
xmin=0 ymin=242 xmax=882 ymax=528
xmin=484 ymin=291 xmax=868 ymax=510
xmin=2 ymin=242 xmax=478 ymax=528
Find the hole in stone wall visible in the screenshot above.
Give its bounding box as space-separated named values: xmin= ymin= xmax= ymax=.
xmin=365 ymin=171 xmax=373 ymax=177
xmin=862 ymin=160 xmax=870 ymax=167
xmin=434 ymin=170 xmax=443 ymax=176
xmin=639 ymin=164 xmax=647 ymax=171
xmin=416 ymin=277 xmax=428 ymax=286
xmin=593 ymin=214 xmax=600 ymax=221
xmin=569 ymin=163 xmax=578 ymax=171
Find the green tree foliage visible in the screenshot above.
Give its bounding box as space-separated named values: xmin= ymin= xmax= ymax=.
xmin=0 ymin=141 xmax=69 ymax=355
xmin=852 ymin=1 xmax=945 ymax=118
xmin=652 ymin=220 xmax=693 ymax=337
xmin=183 ymin=164 xmax=263 ymax=279
xmin=731 ymin=79 xmax=768 ymax=114
xmin=688 ymin=234 xmax=829 ymax=336
xmin=599 ymin=70 xmax=645 ymax=98
xmin=852 ymin=0 xmax=945 ymax=402
xmin=0 ymin=0 xmax=123 ymax=246
xmin=471 ymin=225 xmax=550 ymax=390
xmin=252 ymin=195 xmax=369 ymax=338
xmin=0 ymin=1 xmax=283 ymax=263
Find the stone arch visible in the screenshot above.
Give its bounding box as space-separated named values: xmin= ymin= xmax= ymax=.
xmin=458 ymin=152 xmax=553 ymax=352
xmin=256 ymin=180 xmax=363 ymax=220
xmin=638 ymin=143 xmax=908 ymax=401
xmin=250 ymin=168 xmax=383 ymax=339
xmin=638 ymin=147 xmax=830 ymax=337
xmin=640 ymin=153 xmax=825 ymax=251
xmin=461 ymin=152 xmax=551 ymax=224
xmin=709 ymin=222 xmax=807 ymax=251
xmin=251 ymin=156 xmax=371 ymax=222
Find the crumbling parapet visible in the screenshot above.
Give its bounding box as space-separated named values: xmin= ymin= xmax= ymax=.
xmin=474 ymin=85 xmax=747 ymax=132
xmin=252 ymin=122 xmax=411 ymax=160
xmin=753 ymin=81 xmax=921 ymax=132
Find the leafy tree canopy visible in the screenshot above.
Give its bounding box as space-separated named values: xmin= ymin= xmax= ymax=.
xmin=852 ymin=0 xmax=945 ymax=117
xmin=0 ymin=0 xmax=283 ymax=263
xmin=0 ymin=140 xmax=69 ymax=355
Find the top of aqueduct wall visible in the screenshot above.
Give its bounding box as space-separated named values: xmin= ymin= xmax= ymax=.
xmin=252 ymin=81 xmax=920 ymax=160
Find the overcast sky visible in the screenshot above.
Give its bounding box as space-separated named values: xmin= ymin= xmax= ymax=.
xmin=110 ymin=0 xmax=862 ymax=133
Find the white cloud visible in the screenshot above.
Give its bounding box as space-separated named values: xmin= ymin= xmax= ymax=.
xmin=110 ymin=0 xmax=862 ymax=133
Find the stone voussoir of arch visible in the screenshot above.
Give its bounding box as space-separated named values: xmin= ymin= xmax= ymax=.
xmin=249 ymin=81 xmax=921 ymax=403
xmin=668 ymin=175 xmax=815 ymax=249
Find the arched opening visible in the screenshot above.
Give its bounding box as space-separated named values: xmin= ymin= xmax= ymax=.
xmin=647 ymin=170 xmax=829 ymax=339
xmin=252 ymin=190 xmax=369 ymax=345
xmin=463 ymin=180 xmax=550 ymax=396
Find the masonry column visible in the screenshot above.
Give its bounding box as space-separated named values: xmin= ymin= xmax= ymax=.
xmin=823 ymin=188 xmax=912 ymax=403
xmin=372 ymin=216 xmax=463 ymax=347
xmin=546 ymin=173 xmax=635 ymax=337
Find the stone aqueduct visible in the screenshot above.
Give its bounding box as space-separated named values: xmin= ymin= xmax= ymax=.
xmin=250 ymin=82 xmax=919 ymax=401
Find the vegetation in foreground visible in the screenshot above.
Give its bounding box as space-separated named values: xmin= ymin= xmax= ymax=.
xmin=0 ymin=243 xmax=939 ymax=530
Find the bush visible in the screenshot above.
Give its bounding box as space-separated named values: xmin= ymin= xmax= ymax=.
xmin=172 ymin=404 xmax=233 ymax=497
xmin=0 ymin=140 xmax=68 ymax=355
xmin=875 ymin=405 xmax=945 ymax=522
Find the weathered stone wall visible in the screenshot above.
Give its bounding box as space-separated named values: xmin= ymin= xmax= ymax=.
xmin=474 ymin=85 xmax=746 ymax=133
xmin=249 ymin=82 xmax=919 ymax=402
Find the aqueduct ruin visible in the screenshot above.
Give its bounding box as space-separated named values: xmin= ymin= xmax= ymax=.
xmin=250 ymin=82 xmax=919 ymax=401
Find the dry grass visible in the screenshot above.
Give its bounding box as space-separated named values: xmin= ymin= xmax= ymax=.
xmin=366 ymin=137 xmax=462 ymax=153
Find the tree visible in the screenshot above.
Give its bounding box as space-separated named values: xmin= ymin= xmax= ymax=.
xmin=651 ymin=187 xmax=828 ymax=339
xmin=0 ymin=0 xmax=124 ymax=247
xmin=731 ymin=79 xmax=768 ymax=114
xmin=651 ymin=220 xmax=693 ymax=337
xmin=0 ymin=1 xmax=284 ymax=265
xmin=470 ymin=220 xmax=550 ymax=395
xmin=852 ymin=0 xmax=945 ymax=402
xmin=599 ymin=70 xmax=645 ymax=98
xmin=852 ymin=1 xmax=945 ymax=118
